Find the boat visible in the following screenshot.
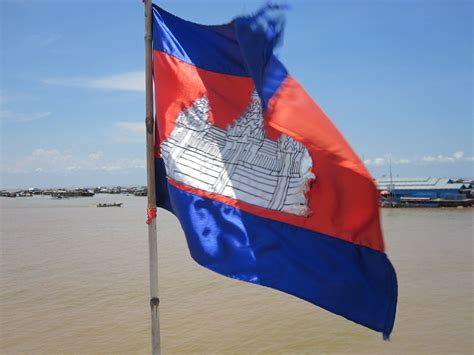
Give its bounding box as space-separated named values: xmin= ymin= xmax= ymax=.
xmin=97 ymin=203 xmax=123 ymax=208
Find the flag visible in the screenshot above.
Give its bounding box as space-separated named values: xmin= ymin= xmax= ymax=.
xmin=151 ymin=4 xmax=397 ymax=339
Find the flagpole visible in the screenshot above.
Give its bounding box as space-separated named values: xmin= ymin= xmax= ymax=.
xmin=144 ymin=0 xmax=161 ymax=354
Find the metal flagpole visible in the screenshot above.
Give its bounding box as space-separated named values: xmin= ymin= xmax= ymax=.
xmin=144 ymin=0 xmax=161 ymax=354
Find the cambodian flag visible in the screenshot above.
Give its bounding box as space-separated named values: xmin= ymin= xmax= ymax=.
xmin=152 ymin=4 xmax=397 ymax=339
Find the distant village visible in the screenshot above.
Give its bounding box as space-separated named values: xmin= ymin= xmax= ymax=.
xmin=0 ymin=186 xmax=147 ymax=198
xmin=1 ymin=177 xmax=473 ymax=208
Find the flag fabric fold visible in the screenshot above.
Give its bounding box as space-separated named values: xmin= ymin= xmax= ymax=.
xmin=152 ymin=3 xmax=397 ymax=339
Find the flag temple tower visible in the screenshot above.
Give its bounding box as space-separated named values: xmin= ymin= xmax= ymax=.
xmin=161 ymin=90 xmax=315 ymax=216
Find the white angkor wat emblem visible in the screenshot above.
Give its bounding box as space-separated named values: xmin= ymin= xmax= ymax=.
xmin=161 ymin=90 xmax=315 ymax=216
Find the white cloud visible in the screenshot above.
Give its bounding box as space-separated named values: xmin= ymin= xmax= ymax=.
xmin=2 ymin=148 xmax=71 ymax=174
xmin=363 ymin=151 xmax=473 ymax=168
xmin=363 ymin=157 xmax=386 ymax=166
xmin=422 ymin=151 xmax=473 ymax=163
xmin=373 ymin=158 xmax=385 ymax=166
xmin=394 ymin=158 xmax=411 ymax=165
xmin=44 ymin=71 xmax=145 ymax=92
xmin=115 ymin=122 xmax=145 ymax=134
xmin=438 ymin=155 xmax=455 ymax=162
xmin=0 ymin=110 xmax=51 ymax=122
xmin=1 ymin=149 xmax=145 ymax=175
xmin=31 ymin=148 xmax=73 ymax=163
xmin=113 ymin=121 xmax=145 ymax=143
xmin=88 ymin=151 xmax=104 ymax=161
xmin=100 ymin=158 xmax=146 ymax=172
xmin=453 ymin=151 xmax=464 ymax=160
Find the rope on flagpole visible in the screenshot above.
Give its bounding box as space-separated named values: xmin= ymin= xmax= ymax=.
xmin=144 ymin=0 xmax=161 ymax=354
xmin=146 ymin=208 xmax=157 ymax=224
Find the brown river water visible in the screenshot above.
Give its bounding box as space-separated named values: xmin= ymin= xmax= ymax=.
xmin=1 ymin=195 xmax=472 ymax=354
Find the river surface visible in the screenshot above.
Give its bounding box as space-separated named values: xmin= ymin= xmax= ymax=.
xmin=1 ymin=195 xmax=472 ymax=354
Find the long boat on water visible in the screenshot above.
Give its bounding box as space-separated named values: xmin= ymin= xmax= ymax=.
xmin=51 ymin=189 xmax=95 ymax=198
xmin=97 ymin=203 xmax=123 ymax=208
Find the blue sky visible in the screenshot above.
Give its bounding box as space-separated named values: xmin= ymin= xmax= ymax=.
xmin=0 ymin=0 xmax=472 ymax=188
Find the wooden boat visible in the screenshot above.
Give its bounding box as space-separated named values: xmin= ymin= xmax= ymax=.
xmin=97 ymin=203 xmax=123 ymax=208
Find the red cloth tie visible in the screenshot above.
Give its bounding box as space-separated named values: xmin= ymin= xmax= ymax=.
xmin=146 ymin=207 xmax=157 ymax=224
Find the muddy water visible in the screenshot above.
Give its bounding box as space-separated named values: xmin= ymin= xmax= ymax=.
xmin=1 ymin=195 xmax=472 ymax=353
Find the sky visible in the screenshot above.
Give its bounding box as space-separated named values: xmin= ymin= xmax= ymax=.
xmin=0 ymin=0 xmax=472 ymax=189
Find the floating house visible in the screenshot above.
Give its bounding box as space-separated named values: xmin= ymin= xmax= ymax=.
xmin=376 ymin=177 xmax=473 ymax=207
xmin=376 ymin=177 xmax=467 ymax=199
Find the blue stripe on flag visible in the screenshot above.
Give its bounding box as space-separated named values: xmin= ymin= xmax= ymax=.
xmin=152 ymin=4 xmax=288 ymax=110
xmin=166 ymin=182 xmax=398 ymax=338
xmin=153 ymin=5 xmax=247 ymax=76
